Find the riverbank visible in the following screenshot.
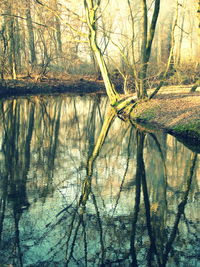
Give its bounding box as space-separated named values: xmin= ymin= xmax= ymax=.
xmin=0 ymin=78 xmax=200 ymax=147
xmin=0 ymin=76 xmax=106 ymax=98
xmin=130 ymin=85 xmax=200 ymax=150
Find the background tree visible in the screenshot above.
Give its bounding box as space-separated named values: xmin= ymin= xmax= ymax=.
xmin=25 ymin=0 xmax=37 ymax=70
xmin=0 ymin=0 xmax=198 ymax=90
xmin=138 ymin=0 xmax=160 ymax=99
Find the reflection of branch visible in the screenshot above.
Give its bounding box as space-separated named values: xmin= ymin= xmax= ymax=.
xmin=132 ymin=131 xmax=161 ymax=266
xmin=35 ymin=0 xmax=44 ymax=5
xmin=162 ymin=152 xmax=198 ymax=266
xmin=65 ymin=108 xmax=116 ymax=265
xmin=79 ymin=108 xmax=116 ymax=206
xmin=0 ymin=174 xmax=8 ymax=244
xmin=81 ymin=218 xmax=88 ymax=266
xmin=141 ymin=155 xmax=161 ymax=266
xmin=13 ymin=210 xmax=23 ymax=266
xmin=73 ymin=99 xmax=81 ymax=148
xmin=66 ymin=214 xmax=83 ymax=266
xmin=91 ymin=193 xmax=105 ymax=265
xmin=176 ymin=24 xmax=189 ymax=34
xmin=113 ymin=127 xmax=133 ymax=215
xmin=1 ymin=13 xmax=48 ymax=28
xmin=149 ymin=133 xmax=167 ymax=176
xmin=149 ymin=133 xmax=168 ymax=206
xmin=130 ymin=131 xmax=144 ymax=266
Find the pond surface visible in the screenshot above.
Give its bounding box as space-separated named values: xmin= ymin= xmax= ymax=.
xmin=0 ymin=95 xmax=199 ymax=267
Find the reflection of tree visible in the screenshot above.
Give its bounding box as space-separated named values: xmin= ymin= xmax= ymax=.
xmin=39 ymin=98 xmax=62 ymax=200
xmin=147 ymin=132 xmax=168 ymax=262
xmin=81 ymin=108 xmax=116 ymax=204
xmin=0 ymin=96 xmax=199 ymax=266
xmin=130 ymin=131 xmax=144 ymax=267
xmin=0 ymin=99 xmax=35 ymax=266
xmin=112 ymin=127 xmax=134 ymax=214
xmin=128 ymin=131 xmax=162 ymax=266
xmin=65 ymin=107 xmax=116 ymax=266
xmin=115 ymin=127 xmax=198 ymax=267
xmin=162 ymin=152 xmax=198 ymax=266
xmin=136 ymin=138 xmax=197 ymax=266
xmin=61 ymin=112 xmax=198 ymax=266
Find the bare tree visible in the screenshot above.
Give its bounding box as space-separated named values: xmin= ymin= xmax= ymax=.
xmin=6 ymin=0 xmax=17 ymax=79
xmin=25 ymin=0 xmax=37 ymax=68
xmin=138 ymin=0 xmax=160 ymax=99
xmin=84 ymin=0 xmax=120 ymax=105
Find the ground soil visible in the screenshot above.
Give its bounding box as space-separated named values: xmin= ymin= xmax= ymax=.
xmin=0 ymin=75 xmax=106 ymax=98
xmin=130 ymin=85 xmax=200 ymax=151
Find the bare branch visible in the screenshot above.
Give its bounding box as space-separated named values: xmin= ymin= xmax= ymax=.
xmin=1 ymin=13 xmax=48 ymax=28
xmin=34 ymin=0 xmax=87 ymax=37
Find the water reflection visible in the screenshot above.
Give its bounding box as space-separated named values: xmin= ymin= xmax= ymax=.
xmin=0 ymin=95 xmax=199 ymax=267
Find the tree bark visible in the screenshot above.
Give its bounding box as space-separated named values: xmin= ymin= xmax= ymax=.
xmin=0 ymin=24 xmax=8 ymax=80
xmin=149 ymin=2 xmax=178 ymax=99
xmin=15 ymin=19 xmax=22 ymax=72
xmin=25 ymin=0 xmax=37 ymax=66
xmin=7 ymin=0 xmax=17 ymax=79
xmin=138 ymin=0 xmax=148 ymax=99
xmin=176 ymin=14 xmax=185 ymax=65
xmin=52 ymin=0 xmax=63 ymax=62
xmin=127 ymin=0 xmax=139 ymax=93
xmin=84 ymin=0 xmax=119 ymax=105
xmin=138 ymin=0 xmax=160 ymax=99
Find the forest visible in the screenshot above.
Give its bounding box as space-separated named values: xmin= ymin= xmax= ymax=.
xmin=0 ymin=0 xmax=199 ymax=98
xmin=0 ymin=1 xmax=200 ymax=266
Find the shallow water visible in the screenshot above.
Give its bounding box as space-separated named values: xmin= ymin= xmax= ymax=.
xmin=0 ymin=95 xmax=199 ymax=267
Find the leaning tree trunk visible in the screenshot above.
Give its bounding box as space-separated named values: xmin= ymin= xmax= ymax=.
xmin=84 ymin=0 xmax=119 ymax=106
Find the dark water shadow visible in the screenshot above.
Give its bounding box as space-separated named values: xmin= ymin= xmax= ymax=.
xmin=0 ymin=96 xmax=199 ymax=267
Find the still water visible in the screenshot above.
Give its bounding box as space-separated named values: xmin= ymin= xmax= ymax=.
xmin=0 ymin=95 xmax=199 ymax=267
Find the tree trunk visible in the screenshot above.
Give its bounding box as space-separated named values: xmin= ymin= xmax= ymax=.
xmin=7 ymin=1 xmax=17 ymax=79
xmin=25 ymin=0 xmax=37 ymax=67
xmin=0 ymin=24 xmax=8 ymax=80
xmin=138 ymin=0 xmax=148 ymax=99
xmin=149 ymin=2 xmax=178 ymax=99
xmin=176 ymin=14 xmax=185 ymax=65
xmin=84 ymin=0 xmax=119 ymax=105
xmin=127 ymin=0 xmax=139 ymax=93
xmin=138 ymin=0 xmax=160 ymax=99
xmin=15 ymin=18 xmax=22 ymax=73
xmin=190 ymin=1 xmax=200 ymax=92
xmin=52 ymin=0 xmax=63 ymax=63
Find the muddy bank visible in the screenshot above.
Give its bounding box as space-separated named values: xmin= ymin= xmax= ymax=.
xmin=0 ymin=78 xmax=106 ymax=99
xmin=129 ymin=86 xmax=200 ymax=151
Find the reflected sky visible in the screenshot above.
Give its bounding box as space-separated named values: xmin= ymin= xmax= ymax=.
xmin=0 ymin=95 xmax=199 ymax=267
